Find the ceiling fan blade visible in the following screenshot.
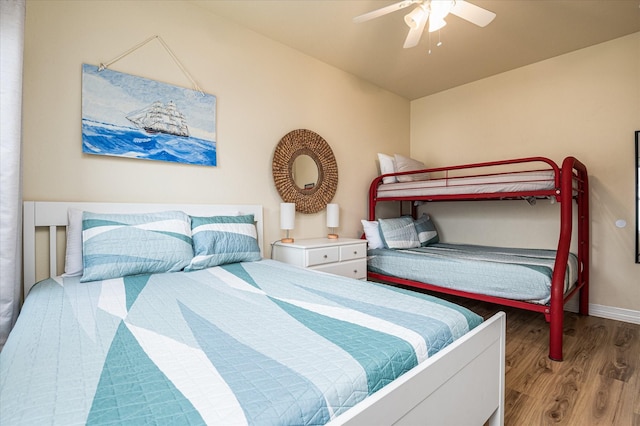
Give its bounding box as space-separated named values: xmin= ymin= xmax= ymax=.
xmin=353 ymin=0 xmax=420 ymax=24
xmin=403 ymin=9 xmax=428 ymax=48
xmin=450 ymin=0 xmax=496 ymax=27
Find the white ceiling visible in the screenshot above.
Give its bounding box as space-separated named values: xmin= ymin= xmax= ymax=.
xmin=192 ymin=0 xmax=640 ymax=100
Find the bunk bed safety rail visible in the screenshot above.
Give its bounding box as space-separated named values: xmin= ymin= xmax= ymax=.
xmin=369 ymin=157 xmax=562 ymax=220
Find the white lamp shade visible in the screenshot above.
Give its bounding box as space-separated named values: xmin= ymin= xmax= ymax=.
xmin=404 ymin=5 xmax=427 ymax=29
xmin=428 ymin=16 xmax=447 ymax=32
xmin=326 ymin=203 xmax=340 ymax=228
xmin=428 ymin=0 xmax=452 ymax=32
xmin=280 ymin=203 xmax=295 ymax=230
xmin=430 ymin=0 xmax=453 ymax=19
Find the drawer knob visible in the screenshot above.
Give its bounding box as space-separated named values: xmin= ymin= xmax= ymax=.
xmin=353 ymin=251 xmax=358 ymax=255
xmin=323 ymin=254 xmax=328 ymax=259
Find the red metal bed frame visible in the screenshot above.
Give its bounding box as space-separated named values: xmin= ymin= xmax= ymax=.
xmin=367 ymin=156 xmax=589 ymax=361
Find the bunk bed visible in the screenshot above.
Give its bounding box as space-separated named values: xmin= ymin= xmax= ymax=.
xmin=367 ymin=156 xmax=589 ymax=361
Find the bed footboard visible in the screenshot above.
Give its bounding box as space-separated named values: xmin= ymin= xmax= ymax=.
xmin=329 ymin=312 xmax=506 ymax=426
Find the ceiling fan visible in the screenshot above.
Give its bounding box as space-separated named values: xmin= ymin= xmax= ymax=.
xmin=353 ymin=0 xmax=496 ymax=49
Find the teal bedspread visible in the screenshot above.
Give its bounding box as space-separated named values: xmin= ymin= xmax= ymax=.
xmin=368 ymin=243 xmax=578 ymax=304
xmin=0 ymin=259 xmax=482 ymax=425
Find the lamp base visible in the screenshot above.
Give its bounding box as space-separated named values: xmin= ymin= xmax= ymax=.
xmin=281 ymin=238 xmax=294 ymax=243
xmin=327 ymin=233 xmax=339 ymax=239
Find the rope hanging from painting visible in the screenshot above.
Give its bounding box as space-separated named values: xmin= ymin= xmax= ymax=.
xmin=97 ymin=35 xmax=204 ymax=95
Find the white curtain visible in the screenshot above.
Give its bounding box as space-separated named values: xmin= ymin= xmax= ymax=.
xmin=0 ymin=0 xmax=25 ymax=349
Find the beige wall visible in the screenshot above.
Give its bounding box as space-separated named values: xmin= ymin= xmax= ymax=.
xmin=23 ymin=1 xmax=638 ymax=312
xmin=22 ymin=0 xmax=409 ymax=279
xmin=410 ymin=33 xmax=640 ymax=311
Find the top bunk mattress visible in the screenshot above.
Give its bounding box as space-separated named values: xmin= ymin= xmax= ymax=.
xmin=0 ymin=259 xmax=482 ymax=425
xmin=376 ymin=170 xmax=556 ymax=199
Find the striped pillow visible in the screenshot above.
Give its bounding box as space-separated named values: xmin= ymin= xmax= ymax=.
xmin=81 ymin=211 xmax=193 ymax=282
xmin=378 ymin=216 xmax=420 ymax=249
xmin=414 ymin=213 xmax=439 ymax=246
xmin=186 ymin=214 xmax=261 ymax=271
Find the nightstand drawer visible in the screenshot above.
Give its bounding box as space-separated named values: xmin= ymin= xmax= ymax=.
xmin=272 ymin=238 xmax=368 ymax=280
xmin=339 ymin=243 xmax=366 ymax=261
xmin=312 ymin=258 xmax=367 ymax=280
xmin=306 ymin=246 xmax=339 ymax=266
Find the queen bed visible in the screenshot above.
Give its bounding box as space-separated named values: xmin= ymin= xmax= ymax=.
xmin=0 ymin=201 xmax=505 ymax=425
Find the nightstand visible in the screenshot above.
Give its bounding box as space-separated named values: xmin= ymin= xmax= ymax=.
xmin=272 ymin=237 xmax=367 ymax=280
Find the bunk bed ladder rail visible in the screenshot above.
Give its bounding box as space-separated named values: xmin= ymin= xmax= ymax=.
xmin=547 ymin=156 xmax=589 ymax=361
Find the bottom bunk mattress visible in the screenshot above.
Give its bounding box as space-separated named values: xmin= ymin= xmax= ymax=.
xmin=0 ymin=259 xmax=482 ymax=425
xmin=367 ymin=243 xmax=579 ymax=305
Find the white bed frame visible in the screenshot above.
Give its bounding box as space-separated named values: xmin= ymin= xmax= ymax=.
xmin=22 ymin=201 xmax=505 ymax=426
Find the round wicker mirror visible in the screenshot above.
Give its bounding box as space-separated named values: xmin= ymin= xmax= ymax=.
xmin=272 ymin=129 xmax=338 ymax=214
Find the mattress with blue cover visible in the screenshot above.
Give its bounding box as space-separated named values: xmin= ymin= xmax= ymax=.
xmin=0 ymin=259 xmax=482 ymax=425
xmin=367 ymin=243 xmax=578 ymax=304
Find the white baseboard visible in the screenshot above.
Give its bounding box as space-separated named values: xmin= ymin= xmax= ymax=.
xmin=564 ymin=298 xmax=640 ymax=325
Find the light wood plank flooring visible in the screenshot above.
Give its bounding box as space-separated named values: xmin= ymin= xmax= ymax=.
xmin=433 ymin=293 xmax=638 ymax=425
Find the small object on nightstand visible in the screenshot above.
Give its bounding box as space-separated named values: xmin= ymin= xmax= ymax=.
xmin=280 ymin=202 xmax=296 ymax=243
xmin=326 ymin=203 xmax=339 ymax=239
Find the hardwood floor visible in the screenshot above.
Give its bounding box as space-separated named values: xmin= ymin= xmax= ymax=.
xmin=438 ymin=294 xmax=639 ymax=426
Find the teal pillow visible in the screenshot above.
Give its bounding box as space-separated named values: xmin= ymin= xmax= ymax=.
xmin=186 ymin=214 xmax=261 ymax=271
xmin=81 ymin=211 xmax=193 ymax=282
xmin=378 ymin=216 xmax=420 ymax=249
xmin=414 ymin=213 xmax=439 ymax=246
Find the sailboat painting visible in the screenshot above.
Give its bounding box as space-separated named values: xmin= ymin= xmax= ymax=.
xmin=81 ymin=63 xmax=217 ymax=166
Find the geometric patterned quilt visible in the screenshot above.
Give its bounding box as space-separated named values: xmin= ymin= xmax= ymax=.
xmin=0 ymin=259 xmax=482 ymax=425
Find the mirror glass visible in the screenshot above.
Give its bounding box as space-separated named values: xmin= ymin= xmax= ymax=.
xmin=636 ymin=131 xmax=639 ymax=263
xmin=292 ymin=154 xmax=319 ymax=190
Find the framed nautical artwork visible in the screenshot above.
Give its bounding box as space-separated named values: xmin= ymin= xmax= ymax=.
xmin=81 ymin=63 xmax=217 ymax=166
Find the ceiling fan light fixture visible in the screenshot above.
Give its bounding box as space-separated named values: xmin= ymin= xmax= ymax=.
xmin=353 ymin=0 xmax=496 ymax=49
xmin=404 ymin=5 xmax=428 ymax=29
xmin=429 ymin=1 xmax=453 ymax=19
xmin=428 ymin=16 xmax=447 ymax=32
xmin=427 ymin=0 xmax=453 ymax=32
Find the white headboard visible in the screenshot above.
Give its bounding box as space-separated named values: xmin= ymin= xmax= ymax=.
xmin=23 ymin=201 xmax=264 ymax=296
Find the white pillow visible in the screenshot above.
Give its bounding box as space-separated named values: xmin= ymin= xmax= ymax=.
xmin=62 ymin=208 xmax=84 ymax=277
xmin=394 ymin=154 xmax=429 ymax=182
xmin=361 ymin=219 xmax=384 ymax=249
xmin=377 ymin=153 xmax=397 ymax=184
